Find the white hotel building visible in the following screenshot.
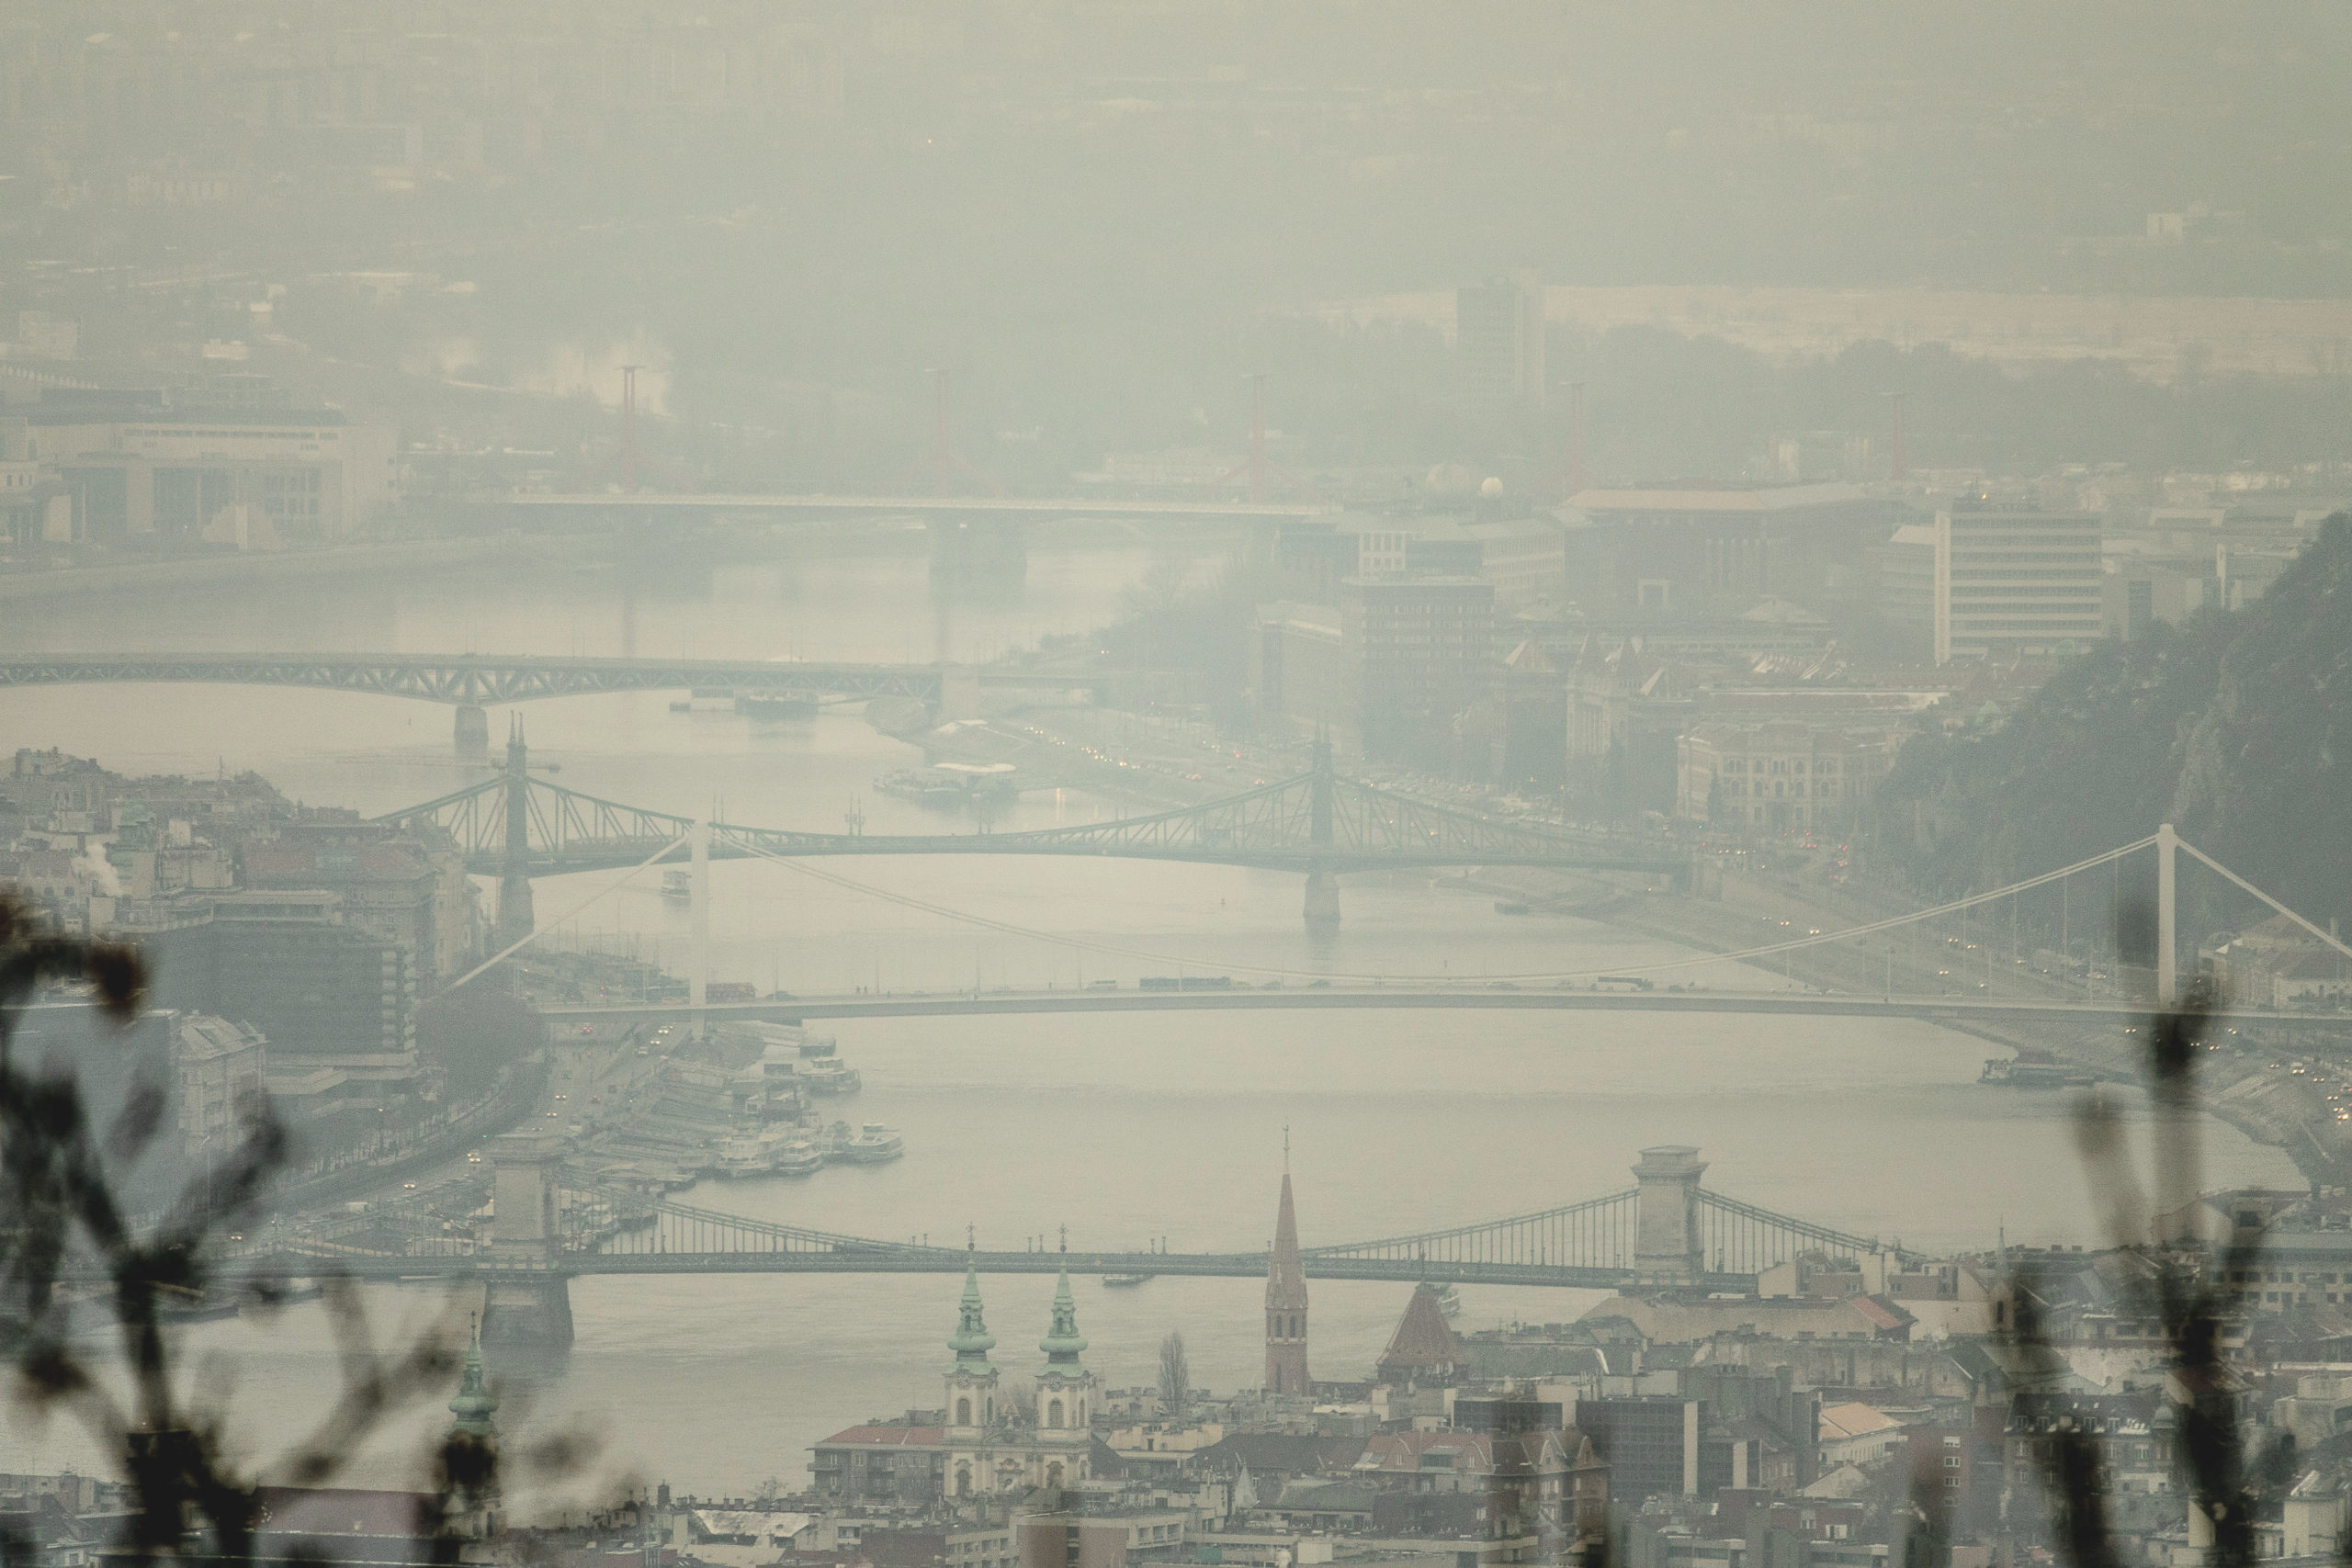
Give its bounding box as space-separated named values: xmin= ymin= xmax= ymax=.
xmin=1933 ymin=508 xmax=2105 ymax=664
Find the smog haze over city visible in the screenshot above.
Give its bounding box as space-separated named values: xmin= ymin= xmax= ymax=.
xmin=3 ymin=6 xmax=2352 ymax=1568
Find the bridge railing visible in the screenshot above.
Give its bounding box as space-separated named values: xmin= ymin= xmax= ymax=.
xmin=1305 ymin=1189 xmax=1640 ymax=1273
xmin=1692 ymin=1190 xmax=1908 ymax=1275
xmin=598 ymin=1198 xmax=968 ymax=1262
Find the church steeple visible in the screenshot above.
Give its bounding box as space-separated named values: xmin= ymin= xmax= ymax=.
xmin=1031 ymin=1228 xmax=1095 ymax=1485
xmin=949 ymin=1239 xmax=998 ymax=1370
xmin=1264 ymin=1146 xmax=1310 ymax=1394
xmin=944 ymin=1233 xmax=1001 ymax=1449
xmin=1038 ymin=1234 xmax=1088 ymax=1367
xmin=448 ymin=1316 xmax=500 ymax=1438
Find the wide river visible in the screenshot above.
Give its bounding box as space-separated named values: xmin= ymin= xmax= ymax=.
xmin=0 ymin=536 xmax=2298 ymax=1497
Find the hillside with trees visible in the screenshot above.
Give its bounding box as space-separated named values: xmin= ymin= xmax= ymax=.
xmin=1875 ymin=514 xmax=2352 ymax=932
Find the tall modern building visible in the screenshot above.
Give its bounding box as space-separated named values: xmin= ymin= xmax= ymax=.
xmin=1343 ymin=575 xmax=1496 ymax=765
xmin=1456 ymin=270 xmax=1546 ymax=412
xmin=1933 ymin=508 xmax=2105 ymax=663
xmin=147 ymin=890 xmax=418 ymax=1095
xmin=1264 ymin=1169 xmax=1311 ymax=1394
xmin=1574 ymin=1395 xmax=1702 ymax=1506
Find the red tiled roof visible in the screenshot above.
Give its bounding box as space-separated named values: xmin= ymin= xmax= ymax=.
xmin=1852 ymin=1295 xmax=1915 ymax=1331
xmin=816 ymin=1426 xmax=944 ymax=1447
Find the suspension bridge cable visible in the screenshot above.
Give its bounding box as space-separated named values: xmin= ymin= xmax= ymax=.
xmin=440 ymin=830 xmax=693 ymax=997
xmin=730 ymin=833 xmax=2159 ymax=987
xmin=2176 ymin=836 xmax=2352 ymax=965
xmin=1655 ymin=833 xmax=2165 ymax=977
xmin=733 ymin=840 xmax=1325 ymax=978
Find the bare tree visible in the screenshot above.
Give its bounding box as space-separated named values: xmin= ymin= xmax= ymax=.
xmin=0 ymin=894 xmax=509 ymax=1563
xmin=1995 ymin=974 xmax=2293 ymax=1568
xmin=1158 ymin=1329 xmax=1189 ymax=1419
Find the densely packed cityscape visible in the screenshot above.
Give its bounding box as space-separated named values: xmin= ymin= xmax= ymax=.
xmin=8 ymin=6 xmax=2352 ymax=1568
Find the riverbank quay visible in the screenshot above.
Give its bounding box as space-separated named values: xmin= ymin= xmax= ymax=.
xmin=0 ymin=534 xmax=549 ymax=604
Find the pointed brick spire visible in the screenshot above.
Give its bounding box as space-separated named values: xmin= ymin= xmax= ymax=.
xmin=1264 ymin=1166 xmax=1309 ymax=1393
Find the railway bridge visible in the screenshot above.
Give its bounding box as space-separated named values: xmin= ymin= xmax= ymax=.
xmin=0 ymin=650 xmax=1142 ymax=755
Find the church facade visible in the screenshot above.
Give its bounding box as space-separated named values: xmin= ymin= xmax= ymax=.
xmin=945 ymin=1247 xmax=1098 ymax=1498
xmin=815 ymin=1247 xmax=1099 ymax=1504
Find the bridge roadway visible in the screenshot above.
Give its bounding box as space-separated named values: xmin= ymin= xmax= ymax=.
xmin=0 ymin=652 xmax=1136 ymax=705
xmin=528 ymin=983 xmax=2350 ymax=1032
xmin=488 ymin=492 xmax=1326 ymax=520
xmin=214 ymin=1247 xmax=1666 ymax=1292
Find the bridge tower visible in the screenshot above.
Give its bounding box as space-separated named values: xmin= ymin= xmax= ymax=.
xmin=492 ymin=717 xmax=536 ymax=951
xmin=1630 ymin=1145 xmax=1707 ymax=1292
xmin=1303 ymin=731 xmax=1340 ymax=933
xmin=2157 ymin=820 xmax=2177 ymax=1006
xmin=1263 ymin=1161 xmax=1311 ymax=1394
xmin=480 ymin=1127 xmax=573 ymax=1350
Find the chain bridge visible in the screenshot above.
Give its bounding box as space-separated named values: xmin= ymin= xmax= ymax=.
xmin=203 ymin=1143 xmax=1901 ymax=1349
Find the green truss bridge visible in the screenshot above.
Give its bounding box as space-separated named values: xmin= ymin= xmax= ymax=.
xmin=379 ymin=729 xmax=1688 ymax=942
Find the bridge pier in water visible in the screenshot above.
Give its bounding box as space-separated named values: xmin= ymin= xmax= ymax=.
xmin=1303 ymin=870 xmax=1340 ymax=932
xmin=455 ymin=704 xmax=489 ymax=761
xmin=481 ymin=1275 xmax=574 ymax=1351
xmin=481 ymin=1127 xmax=574 ymax=1351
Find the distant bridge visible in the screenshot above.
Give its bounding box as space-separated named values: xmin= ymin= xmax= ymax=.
xmin=485 ymin=492 xmax=1326 ymax=520
xmin=0 ymin=651 xmax=1138 ymax=709
xmin=186 ymin=1145 xmax=1904 ymax=1349
xmin=380 ymin=733 xmax=1685 ymax=881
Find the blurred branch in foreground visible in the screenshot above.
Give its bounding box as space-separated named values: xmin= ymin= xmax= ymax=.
xmin=0 ymin=892 xmax=516 ymax=1565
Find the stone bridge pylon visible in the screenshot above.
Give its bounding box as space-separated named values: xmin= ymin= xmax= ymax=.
xmin=479 ymin=1127 xmax=574 ymax=1350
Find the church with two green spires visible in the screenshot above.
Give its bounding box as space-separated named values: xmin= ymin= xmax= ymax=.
xmin=942 ymin=1240 xmax=1098 ymax=1498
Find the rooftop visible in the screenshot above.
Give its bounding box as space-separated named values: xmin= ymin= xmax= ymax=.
xmin=815 ymin=1426 xmax=945 ymax=1448
xmin=1566 ymin=484 xmax=1868 ymax=514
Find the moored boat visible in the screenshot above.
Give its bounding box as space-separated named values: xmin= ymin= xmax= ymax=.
xmin=772 ymin=1138 xmax=825 ymax=1177
xmin=1981 ymin=1048 xmax=2070 ymax=1089
xmin=797 ymin=1033 xmax=862 ymax=1094
xmin=840 ymin=1122 xmax=904 ymax=1164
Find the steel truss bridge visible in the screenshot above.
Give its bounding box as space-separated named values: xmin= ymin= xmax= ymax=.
xmin=488 ymin=492 xmax=1325 ymax=521
xmin=379 ymin=743 xmax=1685 ymax=877
xmin=0 ymin=651 xmax=1126 ymax=706
xmin=209 ymin=1176 xmax=1903 ymax=1294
